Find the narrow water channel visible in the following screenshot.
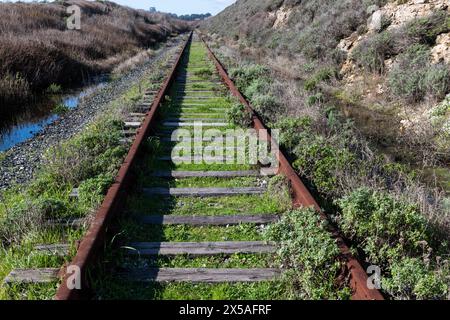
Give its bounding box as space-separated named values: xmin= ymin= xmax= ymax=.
xmin=344 ymin=107 xmax=450 ymax=195
xmin=0 ymin=79 xmax=107 ymax=152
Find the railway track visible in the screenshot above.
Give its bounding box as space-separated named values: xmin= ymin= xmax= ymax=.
xmin=4 ymin=32 xmax=383 ymax=300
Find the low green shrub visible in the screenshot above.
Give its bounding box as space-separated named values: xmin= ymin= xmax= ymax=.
xmin=336 ymin=188 xmax=429 ymax=266
xmin=304 ymin=67 xmax=338 ymax=91
xmin=306 ymin=93 xmax=324 ymax=106
xmin=388 ymin=44 xmax=450 ymax=102
xmin=293 ymin=136 xmax=356 ymax=195
xmin=274 ymin=116 xmax=313 ymax=153
xmin=351 ymin=31 xmax=394 ymax=74
xmin=32 ymin=118 xmax=124 ymax=190
xmin=383 ymin=258 xmax=448 ymax=300
xmin=275 ymin=115 xmax=359 ymax=197
xmin=45 ymin=83 xmax=62 ymax=94
xmin=251 ymin=93 xmax=280 ymax=121
xmin=226 ymin=102 xmax=253 ymax=128
xmin=405 ymin=11 xmax=450 ymax=46
xmin=229 ymin=64 xmax=271 ymax=92
xmin=244 ymin=78 xmax=271 ymax=100
xmin=264 ymin=208 xmax=350 ymax=300
xmin=229 ymin=63 xmax=279 ymax=121
xmin=53 ymin=103 xmax=69 ymax=115
xmin=304 ymin=78 xmax=318 ymax=92
xmin=424 ymin=64 xmax=450 ymax=101
xmin=193 ymin=67 xmax=213 ymax=79
xmin=78 ymin=173 xmax=115 ymax=209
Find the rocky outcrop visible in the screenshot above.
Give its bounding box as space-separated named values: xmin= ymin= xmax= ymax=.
xmin=382 ymin=0 xmax=448 ymax=30
xmin=336 ymin=0 xmax=450 ymax=136
xmin=432 ymin=32 xmax=450 ymax=64
xmin=339 ymin=0 xmax=449 ymax=80
xmin=366 ymin=0 xmax=449 ymax=33
xmin=268 ymin=6 xmax=293 ymax=29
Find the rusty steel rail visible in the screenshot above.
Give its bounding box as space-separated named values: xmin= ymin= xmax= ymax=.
xmin=201 ymin=35 xmax=384 ymax=301
xmin=54 ymin=32 xmax=193 ymax=300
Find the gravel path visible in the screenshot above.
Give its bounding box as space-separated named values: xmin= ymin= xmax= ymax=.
xmin=0 ymin=37 xmax=184 ymax=190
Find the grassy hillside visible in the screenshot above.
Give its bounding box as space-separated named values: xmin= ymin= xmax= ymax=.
xmin=204 ymin=0 xmax=379 ymax=61
xmin=0 ymin=0 xmax=189 ymax=107
xmin=203 ymin=0 xmax=450 ymax=164
xmin=202 ymin=0 xmax=450 ymax=300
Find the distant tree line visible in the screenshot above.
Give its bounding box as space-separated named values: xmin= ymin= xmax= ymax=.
xmin=149 ymin=8 xmax=211 ymax=21
xmin=173 ymin=13 xmax=212 ymax=21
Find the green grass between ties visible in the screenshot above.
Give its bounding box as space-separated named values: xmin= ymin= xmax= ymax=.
xmin=93 ymin=206 xmax=351 ymax=300
xmin=140 ymin=176 xmax=264 ymax=188
xmin=153 ymin=161 xmax=257 ymax=172
xmin=92 ymin=40 xmax=306 ymax=300
xmin=126 ymin=192 xmax=290 ymax=217
xmin=118 ymin=253 xmax=276 ymax=270
xmin=0 ymin=227 xmax=85 ymax=299
xmin=117 ymin=222 xmax=265 ymax=243
xmin=138 ymin=136 xmax=258 ymax=172
xmin=163 ymin=113 xmax=226 ymax=119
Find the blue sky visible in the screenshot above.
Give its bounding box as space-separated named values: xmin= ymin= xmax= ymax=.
xmin=6 ymin=0 xmax=237 ymax=15
xmin=124 ymin=0 xmax=236 ymax=15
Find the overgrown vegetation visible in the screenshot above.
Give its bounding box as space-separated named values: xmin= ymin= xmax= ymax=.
xmin=0 ymin=114 xmax=126 ymax=299
xmin=201 ymin=0 xmax=450 ymax=300
xmin=388 ymin=44 xmax=450 ymax=102
xmin=0 ymin=46 xmax=176 ymax=299
xmin=383 ymin=258 xmax=448 ymax=300
xmin=304 ymin=67 xmax=339 ymax=91
xmin=0 ymin=0 xmax=188 ymax=108
xmin=0 ymin=116 xmax=126 ymax=247
xmin=204 ymin=1 xmax=450 ymax=164
xmin=52 ymin=103 xmax=70 ymax=115
xmin=92 ymin=42 xmax=354 ymax=300
xmin=204 ymin=0 xmax=388 ymax=61
xmin=214 ymin=58 xmax=450 ymax=299
xmin=351 ymin=10 xmax=450 ymax=102
xmin=226 ymin=102 xmax=252 ymax=127
xmin=229 ymin=64 xmax=282 ymax=121
xmin=193 ymin=67 xmax=213 ymax=79
xmin=264 ymin=208 xmax=351 ymax=300
xmin=337 ymin=188 xmax=449 ymax=300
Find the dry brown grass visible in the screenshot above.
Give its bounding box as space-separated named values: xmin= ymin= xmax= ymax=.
xmin=0 ymin=0 xmax=189 ymax=108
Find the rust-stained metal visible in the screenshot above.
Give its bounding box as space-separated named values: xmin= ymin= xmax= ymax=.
xmin=201 ymin=35 xmax=384 ymax=301
xmin=54 ymin=32 xmax=193 ymax=300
